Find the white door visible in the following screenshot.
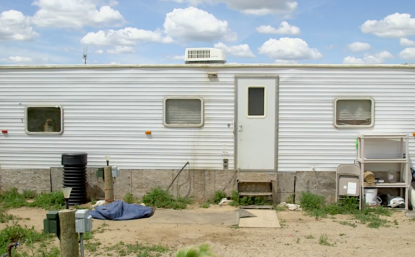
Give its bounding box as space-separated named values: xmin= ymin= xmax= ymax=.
xmin=236 ymin=77 xmax=278 ymax=171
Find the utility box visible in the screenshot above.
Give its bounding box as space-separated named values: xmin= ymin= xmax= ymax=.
xmin=75 ymin=210 xmax=92 ymax=233
xmin=43 ymin=211 xmax=59 ymax=236
xmin=112 ymin=166 xmax=120 ymax=178
xmin=96 ymin=168 xmax=104 ymax=179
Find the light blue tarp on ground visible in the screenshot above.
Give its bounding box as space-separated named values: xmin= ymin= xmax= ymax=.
xmin=90 ymin=200 xmax=154 ymax=221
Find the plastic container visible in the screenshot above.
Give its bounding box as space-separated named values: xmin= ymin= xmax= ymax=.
xmin=364 ymin=188 xmax=381 ymax=206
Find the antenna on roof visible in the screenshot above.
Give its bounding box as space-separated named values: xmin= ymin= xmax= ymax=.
xmin=83 ymin=47 xmax=88 ymax=65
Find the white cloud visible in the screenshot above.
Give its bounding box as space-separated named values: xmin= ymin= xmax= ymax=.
xmin=343 ymin=56 xmax=365 ymax=64
xmin=0 ymin=10 xmax=38 ymax=41
xmin=275 ymin=59 xmax=297 ymax=64
xmin=258 ymin=38 xmax=322 ymax=60
xmin=347 ymin=42 xmax=371 ymax=52
xmin=214 ymin=42 xmax=255 ymax=58
xmin=96 ymin=49 xmax=104 ymax=54
xmin=399 ymin=47 xmax=415 ymax=60
xmin=400 ymin=38 xmax=415 ymax=46
xmin=110 ymin=61 xmax=119 ymax=64
xmin=256 ymin=21 xmax=300 ymax=35
xmin=107 ymin=46 xmax=135 ymax=54
xmin=161 ymin=0 xmax=298 ymax=15
xmin=1 ymin=56 xmax=33 ymax=63
xmin=343 ymin=51 xmax=393 ymax=64
xmin=166 ymin=55 xmax=185 ymax=60
xmin=81 ymin=27 xmax=174 ymax=45
xmin=31 ymin=0 xmax=125 ymax=29
xmin=360 ymin=13 xmax=415 ymax=38
xmin=163 ymin=7 xmax=237 ymax=42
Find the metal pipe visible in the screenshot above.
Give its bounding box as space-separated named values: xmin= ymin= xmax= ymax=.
xmin=65 ymin=198 xmax=69 ymax=209
xmin=167 ymin=162 xmax=190 ymax=190
xmin=80 ymin=233 xmax=84 ymax=257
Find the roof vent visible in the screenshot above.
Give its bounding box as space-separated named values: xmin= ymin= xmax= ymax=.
xmin=185 ymin=48 xmax=226 ymax=64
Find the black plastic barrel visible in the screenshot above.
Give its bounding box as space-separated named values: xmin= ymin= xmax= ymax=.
xmin=62 ymin=153 xmax=87 ymax=206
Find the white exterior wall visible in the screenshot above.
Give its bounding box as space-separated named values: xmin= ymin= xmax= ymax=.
xmin=0 ymin=66 xmax=414 ymax=172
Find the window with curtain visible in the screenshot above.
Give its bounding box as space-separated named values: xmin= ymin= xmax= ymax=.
xmin=334 ymin=98 xmax=374 ymax=127
xmin=164 ymin=97 xmax=204 ymax=127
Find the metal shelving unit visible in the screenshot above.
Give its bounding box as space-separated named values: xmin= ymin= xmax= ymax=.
xmin=357 ymin=134 xmax=410 ymax=210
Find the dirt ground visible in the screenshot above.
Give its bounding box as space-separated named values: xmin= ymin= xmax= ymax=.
xmin=3 ymin=205 xmax=415 ymax=257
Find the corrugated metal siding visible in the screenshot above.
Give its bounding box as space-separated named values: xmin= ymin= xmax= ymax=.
xmin=1 ymin=67 xmax=415 ymax=172
xmin=0 ymin=68 xmax=235 ymax=169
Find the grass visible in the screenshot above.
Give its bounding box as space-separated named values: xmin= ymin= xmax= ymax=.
xmin=23 ymin=190 xmax=37 ymax=199
xmin=176 ymin=244 xmax=216 ymax=257
xmin=319 ymin=234 xmax=333 ymax=246
xmin=299 ymin=191 xmax=393 ymax=228
xmin=200 ymin=202 xmax=210 ymax=208
xmin=337 ymin=221 xmax=357 ymax=228
xmin=142 ymin=187 xmax=193 ymax=210
xmin=90 ymin=198 xmax=97 ymax=205
xmin=305 ymin=235 xmax=314 ymax=239
xmin=229 ymin=190 xmax=239 ymax=207
xmin=0 ymin=188 xmax=65 ymax=210
xmin=296 ymin=238 xmax=300 ymax=244
xmin=123 ymin=193 xmax=137 ymax=204
xmin=274 ymin=205 xmax=288 ymax=212
xmin=105 ymin=241 xmax=169 ymax=257
xmin=212 ymin=191 xmax=227 ymax=204
xmin=85 ymin=242 xmax=101 ymax=252
xmin=228 ymin=190 xmax=268 ymax=207
xmin=286 ymin=193 xmax=295 ymax=204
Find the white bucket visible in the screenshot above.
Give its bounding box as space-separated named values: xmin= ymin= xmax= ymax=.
xmin=364 ymin=188 xmax=380 ymax=206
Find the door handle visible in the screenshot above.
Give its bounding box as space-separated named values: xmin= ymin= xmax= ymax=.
xmin=238 ymin=125 xmax=243 ymax=132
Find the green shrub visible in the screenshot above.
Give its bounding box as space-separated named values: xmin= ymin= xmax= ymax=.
xmin=123 ymin=193 xmax=136 ymax=204
xmin=212 ymin=191 xmax=227 ymax=204
xmin=229 ymin=190 xmax=239 ymax=207
xmin=176 ymin=244 xmax=216 ymax=257
xmin=0 ymin=188 xmax=27 ymax=208
xmin=28 ymin=191 xmax=65 ymax=210
xmin=142 ymin=187 xmax=192 ymax=210
xmin=23 ymin=190 xmax=37 ymax=199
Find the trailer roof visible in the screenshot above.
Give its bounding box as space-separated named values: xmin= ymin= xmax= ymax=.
xmin=0 ymin=64 xmax=414 ymax=69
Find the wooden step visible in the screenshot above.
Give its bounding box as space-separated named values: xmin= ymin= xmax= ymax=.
xmin=239 ymin=192 xmax=273 ymax=196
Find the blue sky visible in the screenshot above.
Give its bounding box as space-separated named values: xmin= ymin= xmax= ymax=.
xmin=1 ymin=0 xmax=415 ymax=65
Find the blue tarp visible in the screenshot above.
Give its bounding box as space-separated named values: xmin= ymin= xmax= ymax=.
xmin=90 ymin=200 xmax=154 ymax=221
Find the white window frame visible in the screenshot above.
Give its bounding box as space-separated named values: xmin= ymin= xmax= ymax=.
xmin=25 ymin=105 xmax=64 ymax=135
xmin=163 ymin=96 xmax=204 ymax=128
xmin=334 ymin=97 xmax=375 ymax=128
xmin=247 ymin=86 xmax=267 ymax=119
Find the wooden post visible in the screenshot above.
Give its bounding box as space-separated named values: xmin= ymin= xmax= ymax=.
xmin=104 ymin=166 xmax=114 ymax=202
xmin=59 ymin=209 xmax=79 ymax=257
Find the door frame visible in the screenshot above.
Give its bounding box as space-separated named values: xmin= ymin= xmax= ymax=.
xmin=234 ymin=75 xmax=280 ymax=172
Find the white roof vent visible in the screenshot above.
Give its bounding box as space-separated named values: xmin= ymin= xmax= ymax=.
xmin=185 ymin=48 xmax=226 ymax=64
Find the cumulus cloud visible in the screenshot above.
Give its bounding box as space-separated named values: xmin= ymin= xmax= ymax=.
xmin=214 ymin=42 xmax=255 ymax=58
xmin=399 ymin=47 xmax=415 ymax=60
xmin=95 ymin=49 xmax=104 ymax=54
xmin=163 ymin=7 xmax=237 ymax=42
xmin=258 ymin=38 xmax=322 ymax=60
xmin=347 ymin=42 xmax=371 ymax=52
xmin=0 ymin=10 xmax=38 ymax=41
xmin=107 ymin=46 xmax=135 ymax=54
xmin=1 ymin=56 xmax=33 ymax=63
xmin=343 ymin=51 xmax=393 ymax=64
xmin=31 ymin=0 xmax=125 ymax=29
xmin=360 ymin=13 xmax=415 ymax=38
xmin=400 ymin=38 xmax=415 ymax=46
xmin=161 ymin=0 xmax=298 ymax=15
xmin=256 ymin=21 xmax=300 ymax=35
xmin=81 ymin=27 xmax=174 ymax=45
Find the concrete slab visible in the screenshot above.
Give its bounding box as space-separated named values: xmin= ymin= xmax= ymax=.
xmin=238 ymin=210 xmax=281 ymax=228
xmin=148 ymin=208 xmax=238 ymax=226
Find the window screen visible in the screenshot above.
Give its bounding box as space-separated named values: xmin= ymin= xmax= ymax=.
xmin=164 ymin=98 xmax=203 ymax=127
xmin=335 ymin=99 xmax=373 ymax=127
xmin=248 ymin=87 xmax=265 ymax=116
xmin=26 ymin=106 xmax=63 ymax=134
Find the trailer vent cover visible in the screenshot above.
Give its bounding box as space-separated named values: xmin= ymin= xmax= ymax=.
xmin=185 ymin=48 xmax=226 ymax=64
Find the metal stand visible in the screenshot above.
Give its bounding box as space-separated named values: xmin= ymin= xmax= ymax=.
xmin=65 ymin=198 xmax=69 ymax=209
xmin=80 ymin=233 xmax=84 ymax=257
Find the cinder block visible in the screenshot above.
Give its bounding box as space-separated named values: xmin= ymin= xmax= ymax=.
xmin=192 ymin=170 xmax=206 ymax=202
xmin=50 ymin=167 xmax=63 ymax=192
xmin=175 ymin=169 xmax=192 ymax=199
xmin=115 ymin=169 xmax=132 ymax=200
xmin=277 ymin=172 xmax=295 ymax=193
xmin=0 ymin=169 xmax=50 ymax=193
xmin=214 ymin=170 xmax=237 ymax=197
xmin=295 ymin=171 xmax=336 ymax=203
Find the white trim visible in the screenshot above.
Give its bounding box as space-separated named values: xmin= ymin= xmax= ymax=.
xmin=246 ymin=86 xmax=267 ymax=119
xmin=333 ymin=97 xmax=375 ymax=128
xmin=163 ymin=96 xmax=204 ymax=128
xmin=25 ymin=105 xmax=64 ymax=135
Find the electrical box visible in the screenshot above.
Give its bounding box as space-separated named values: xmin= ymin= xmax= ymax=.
xmin=112 ymin=166 xmax=120 ymax=178
xmin=75 ymin=210 xmax=92 ymax=233
xmin=43 ymin=211 xmax=59 ymax=236
xmin=96 ymin=168 xmax=104 ymax=179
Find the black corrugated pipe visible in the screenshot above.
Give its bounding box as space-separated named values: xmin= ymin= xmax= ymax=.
xmin=62 ymin=153 xmax=88 ymax=206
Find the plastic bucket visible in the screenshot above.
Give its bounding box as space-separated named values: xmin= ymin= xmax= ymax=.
xmin=364 ymin=188 xmax=379 ymax=206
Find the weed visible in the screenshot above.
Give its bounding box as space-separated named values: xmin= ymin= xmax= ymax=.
xmin=142 ymin=187 xmax=193 ymax=210
xmin=319 ymin=234 xmax=333 ymax=246
xmin=394 ymin=220 xmax=399 ymax=225
xmin=286 ymin=193 xmax=295 ymax=204
xmin=212 ymin=191 xmax=227 ymax=204
xmin=305 ymin=235 xmax=314 ymax=239
xmin=338 ymin=221 xmax=357 ymax=228
xmin=85 ymin=242 xmax=101 ymax=252
xmin=0 ymin=212 xmax=15 ymax=223
xmin=296 ymin=238 xmax=300 ymax=244
xmin=274 ymin=205 xmax=288 ymax=212
xmin=105 ymin=241 xmax=169 ymax=257
xmin=123 ymin=193 xmax=136 ymax=204
xmin=339 ymin=233 xmax=345 ymax=236
xmin=200 ymin=202 xmax=210 ymax=208
xmin=27 ymin=191 xmax=65 ymax=210
xmin=90 ymin=198 xmax=97 ymax=205
xmin=229 ymin=190 xmax=239 ymax=207
xmin=23 ymin=190 xmax=37 ymax=199
xmin=176 ymin=244 xmax=216 ymax=257
xmin=0 ymin=188 xmax=27 ymax=208
xmin=239 ymin=196 xmax=266 ymax=206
